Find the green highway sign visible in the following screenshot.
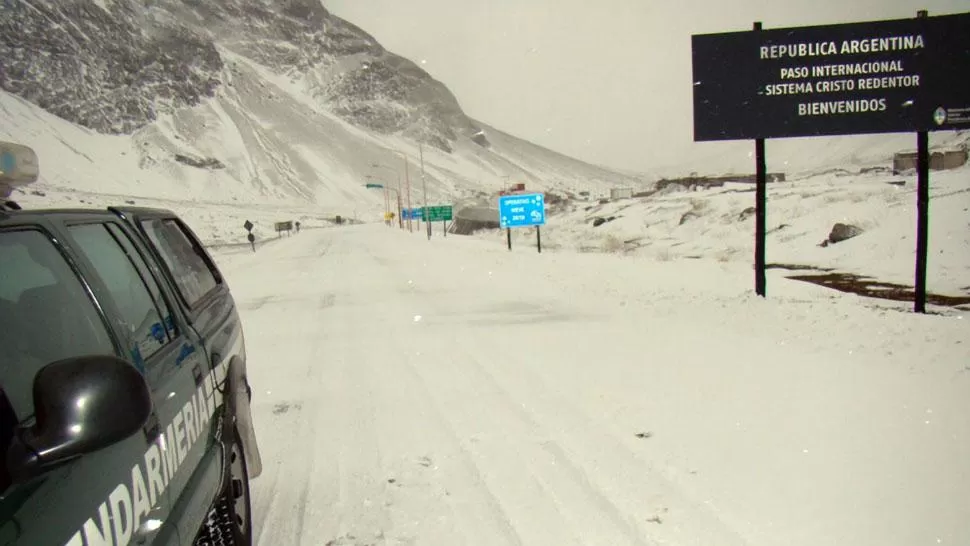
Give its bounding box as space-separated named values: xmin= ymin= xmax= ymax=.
xmin=425 ymin=205 xmax=453 ymax=222
xmin=365 ymin=183 xmax=384 ymax=189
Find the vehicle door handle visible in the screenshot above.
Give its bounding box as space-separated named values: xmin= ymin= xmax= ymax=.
xmin=192 ymin=363 xmax=204 ymax=387
xmin=143 ymin=411 xmax=160 ymax=442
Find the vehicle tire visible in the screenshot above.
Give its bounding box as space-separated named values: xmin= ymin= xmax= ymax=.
xmin=194 ymin=428 xmax=252 ymax=546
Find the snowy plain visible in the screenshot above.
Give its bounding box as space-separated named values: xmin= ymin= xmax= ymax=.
xmin=213 ymin=224 xmax=969 ymax=546
xmin=3 ymin=52 xmax=969 ymax=544
xmin=495 ymin=163 xmax=970 ymax=297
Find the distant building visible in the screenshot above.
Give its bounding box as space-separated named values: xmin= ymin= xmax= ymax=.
xmin=654 ymin=173 xmax=785 ymax=192
xmin=893 ymin=145 xmax=968 ymax=173
xmin=610 ymin=187 xmax=634 ymax=200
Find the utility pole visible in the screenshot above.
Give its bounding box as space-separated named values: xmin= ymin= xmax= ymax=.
xmin=404 ymin=153 xmax=412 ymax=232
xmin=372 ymin=164 xmax=404 ymax=230
xmin=420 ymin=144 xmax=430 ymax=239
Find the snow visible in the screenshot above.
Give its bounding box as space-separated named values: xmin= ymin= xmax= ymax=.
xmin=1 ymin=42 xmax=644 ymax=215
xmin=488 ymin=165 xmax=970 ymax=296
xmin=216 ymin=224 xmax=969 ymax=546
xmin=3 ymin=34 xmax=969 ymax=545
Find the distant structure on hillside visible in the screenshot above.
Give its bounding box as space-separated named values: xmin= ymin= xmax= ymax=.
xmin=497 ymin=182 xmax=526 ymax=196
xmin=654 ymin=173 xmax=786 ymax=192
xmin=893 ymin=145 xmax=968 ymax=174
xmin=609 ymin=187 xmax=634 ymax=200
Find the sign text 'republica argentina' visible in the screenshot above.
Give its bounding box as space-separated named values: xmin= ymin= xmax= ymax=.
xmin=691 ymin=13 xmax=970 ymax=141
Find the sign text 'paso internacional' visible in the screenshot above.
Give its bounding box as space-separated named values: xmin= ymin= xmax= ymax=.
xmin=691 ymin=13 xmax=970 ymax=141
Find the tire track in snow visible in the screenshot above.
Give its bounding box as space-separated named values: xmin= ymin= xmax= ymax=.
xmin=390 ymin=344 xmax=527 ymax=546
xmin=356 ymin=240 xmax=527 ymax=546
xmin=290 ymin=363 xmax=320 ymax=546
xmin=276 ymin=234 xmax=441 ymax=546
xmin=297 ymin=233 xmax=395 ymax=545
xmin=343 ymin=228 xmax=744 ymax=545
xmin=366 ymin=236 xmax=646 ymax=544
xmin=247 ymin=231 xmax=347 ymax=545
xmin=440 ymin=340 xmax=655 ymax=546
xmin=455 ymin=326 xmax=751 ymax=546
xmin=329 ymin=348 xmax=393 ymax=545
xmin=251 ymin=316 xmax=322 ymax=545
xmin=245 ymin=228 xmax=731 ymax=544
xmin=398 ymin=255 xmax=746 ymax=546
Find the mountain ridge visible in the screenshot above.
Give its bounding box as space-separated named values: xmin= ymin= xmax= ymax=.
xmin=0 ymin=0 xmax=644 ymax=208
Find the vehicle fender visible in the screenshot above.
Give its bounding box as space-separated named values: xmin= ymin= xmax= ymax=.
xmin=223 ymin=358 xmax=263 ymax=479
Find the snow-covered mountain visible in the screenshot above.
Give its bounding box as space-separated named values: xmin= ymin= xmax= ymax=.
xmin=0 ymin=0 xmax=645 ymax=211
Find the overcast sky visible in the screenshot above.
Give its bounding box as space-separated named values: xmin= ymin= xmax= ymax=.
xmin=325 ymin=0 xmax=969 ymax=174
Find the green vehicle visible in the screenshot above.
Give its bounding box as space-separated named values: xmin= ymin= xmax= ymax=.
xmin=0 ymin=145 xmax=262 ymax=546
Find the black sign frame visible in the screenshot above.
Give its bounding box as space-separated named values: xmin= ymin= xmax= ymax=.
xmin=692 ymin=12 xmax=970 ymax=141
xmin=690 ymin=11 xmax=968 ymax=313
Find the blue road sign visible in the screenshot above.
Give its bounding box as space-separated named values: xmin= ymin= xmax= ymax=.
xmin=401 ymin=207 xmax=424 ymax=220
xmin=498 ymin=193 xmax=545 ymax=229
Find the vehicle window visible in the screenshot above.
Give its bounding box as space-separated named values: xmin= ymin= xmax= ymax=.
xmin=68 ymin=223 xmax=175 ymax=366
xmin=0 ymin=229 xmax=115 ymax=419
xmin=140 ymin=218 xmax=219 ymax=308
xmin=105 ymin=223 xmax=179 ymax=340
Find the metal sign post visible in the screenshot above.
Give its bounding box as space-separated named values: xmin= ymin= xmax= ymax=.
xmin=498 ymin=193 xmax=546 ymax=253
xmin=243 ymin=220 xmax=255 ymax=252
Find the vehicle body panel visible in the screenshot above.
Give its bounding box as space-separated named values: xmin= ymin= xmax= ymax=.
xmin=0 ymin=206 xmax=261 ymax=546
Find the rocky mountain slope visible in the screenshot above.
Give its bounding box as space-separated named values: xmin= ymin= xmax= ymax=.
xmin=0 ymin=0 xmax=476 ymax=147
xmin=1 ymin=0 xmax=642 ymax=210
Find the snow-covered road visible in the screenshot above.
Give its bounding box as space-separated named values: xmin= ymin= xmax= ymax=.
xmin=214 ymin=224 xmax=970 ymax=546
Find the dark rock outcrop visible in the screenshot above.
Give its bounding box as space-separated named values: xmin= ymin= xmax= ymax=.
xmin=820 ymin=223 xmax=864 ymax=247
xmin=738 ymin=206 xmax=756 ymax=222
xmin=1 ymin=1 xmax=222 ymax=134
xmin=174 ymin=153 xmax=225 ymax=170
xmin=0 ymin=0 xmax=481 ymax=152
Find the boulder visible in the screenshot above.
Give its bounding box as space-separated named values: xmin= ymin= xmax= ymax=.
xmin=822 ymin=223 xmax=863 ymax=246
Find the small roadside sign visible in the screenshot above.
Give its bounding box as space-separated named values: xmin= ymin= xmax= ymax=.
xmin=425 ymin=205 xmax=453 ymax=222
xmin=422 ymin=205 xmax=454 ymax=240
xmin=243 ymin=220 xmax=254 ymax=232
xmin=402 ymin=208 xmax=424 ymax=220
xmin=499 ymin=193 xmax=545 ymax=229
xmin=274 ymin=221 xmax=294 ymax=237
xmin=498 ymin=193 xmax=545 ymax=253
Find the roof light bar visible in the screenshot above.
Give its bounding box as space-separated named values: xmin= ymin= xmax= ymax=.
xmin=0 ymin=141 xmax=39 ymax=199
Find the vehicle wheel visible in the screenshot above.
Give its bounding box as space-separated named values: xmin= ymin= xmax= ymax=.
xmin=194 ymin=428 xmax=252 ymax=546
xmin=227 ymin=427 xmax=253 ymax=544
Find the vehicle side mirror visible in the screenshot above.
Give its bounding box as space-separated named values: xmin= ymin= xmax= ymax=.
xmin=6 ymin=355 xmax=153 ymax=485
